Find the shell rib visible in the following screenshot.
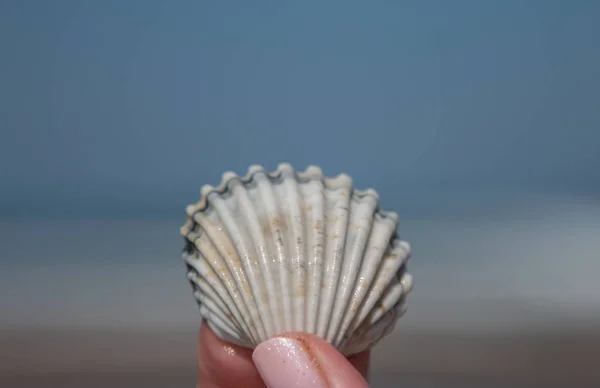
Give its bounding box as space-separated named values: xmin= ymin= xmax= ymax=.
xmin=180 ymin=163 xmax=412 ymax=356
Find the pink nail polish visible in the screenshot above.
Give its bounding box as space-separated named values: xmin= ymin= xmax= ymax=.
xmin=253 ymin=337 xmax=327 ymax=388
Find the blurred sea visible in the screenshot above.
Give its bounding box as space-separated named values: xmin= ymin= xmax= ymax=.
xmin=1 ymin=190 xmax=599 ymax=387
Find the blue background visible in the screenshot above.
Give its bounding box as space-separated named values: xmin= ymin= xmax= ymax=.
xmin=2 ymin=0 xmax=599 ymax=219
xmin=1 ymin=1 xmax=599 ymax=385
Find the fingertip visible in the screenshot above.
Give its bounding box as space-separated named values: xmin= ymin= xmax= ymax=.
xmin=292 ymin=333 xmax=370 ymax=386
xmin=252 ymin=332 xmax=370 ymax=388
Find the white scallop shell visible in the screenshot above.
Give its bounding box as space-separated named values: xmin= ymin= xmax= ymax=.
xmin=180 ymin=164 xmax=413 ymax=356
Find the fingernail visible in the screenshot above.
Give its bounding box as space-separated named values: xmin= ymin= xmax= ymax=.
xmin=253 ymin=337 xmax=327 ymax=388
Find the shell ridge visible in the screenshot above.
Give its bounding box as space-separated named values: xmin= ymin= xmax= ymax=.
xmin=327 ymin=193 xmax=379 ymax=344
xmin=333 ymin=214 xmax=398 ymax=347
xmin=205 ymin=319 xmax=251 ymax=349
xmin=349 ymin=267 xmax=410 ymax=348
xmin=316 ymin=184 xmax=352 ymax=339
xmin=188 ymin=215 xmax=260 ymax=343
xmin=357 ymin=241 xmax=410 ymax=321
xmin=342 ymin=300 xmax=402 ymax=355
xmin=302 ymin=179 xmax=326 ymax=334
xmin=189 ymin=274 xmax=238 ymax=332
xmin=184 ymin=254 xmax=248 ymax=338
xmin=195 ymin=290 xmax=244 ymax=339
xmin=342 ymin=241 xmax=410 ymax=342
xmin=208 ymin=192 xmax=270 ymax=341
xmin=273 ymin=179 xmax=297 ymax=334
xmin=232 ymin=179 xmax=282 ymax=339
xmin=341 ymin=297 xmax=397 ymax=353
xmin=368 ymin=281 xmax=403 ymax=325
xmin=182 ymin=237 xmax=226 ymax=313
xmin=184 ymin=226 xmax=258 ymax=344
xmin=254 ymin=172 xmax=290 ymax=335
xmin=339 ymin=216 xmax=400 ymax=338
xmin=371 ymin=298 xmax=408 ymax=349
xmin=277 ymin=173 xmax=307 ymax=332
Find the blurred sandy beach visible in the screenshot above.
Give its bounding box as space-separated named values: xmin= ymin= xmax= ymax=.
xmin=2 ymin=192 xmax=599 ymax=387
xmin=2 ymin=327 xmax=600 ymax=387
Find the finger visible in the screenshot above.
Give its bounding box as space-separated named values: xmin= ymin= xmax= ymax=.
xmin=252 ymin=332 xmax=370 ymax=388
xmin=197 ymin=321 xmax=265 ymax=388
xmin=347 ymin=349 xmax=370 ymax=381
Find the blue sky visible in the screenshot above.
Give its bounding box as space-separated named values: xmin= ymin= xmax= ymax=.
xmin=1 ymin=0 xmax=599 ymax=218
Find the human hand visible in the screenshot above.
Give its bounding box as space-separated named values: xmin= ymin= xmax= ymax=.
xmin=197 ymin=321 xmax=370 ymax=388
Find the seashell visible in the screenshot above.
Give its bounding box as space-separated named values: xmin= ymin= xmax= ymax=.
xmin=180 ymin=163 xmax=413 ymax=356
